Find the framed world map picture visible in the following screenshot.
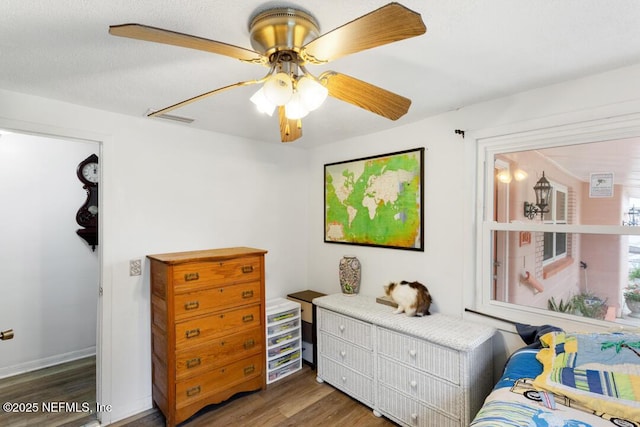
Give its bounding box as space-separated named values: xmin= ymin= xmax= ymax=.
xmin=324 ymin=147 xmax=424 ymax=251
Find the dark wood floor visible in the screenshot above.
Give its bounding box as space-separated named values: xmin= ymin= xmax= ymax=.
xmin=117 ymin=364 xmax=397 ymax=427
xmin=0 ymin=356 xmax=97 ymax=427
xmin=1 ymin=359 xmax=396 ymax=427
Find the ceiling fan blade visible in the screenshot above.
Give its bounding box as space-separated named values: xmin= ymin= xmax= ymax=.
xmin=278 ymin=107 xmax=302 ymax=143
xmin=301 ymin=3 xmax=426 ymax=64
xmin=109 ymin=24 xmax=266 ymax=64
xmin=148 ymin=80 xmax=262 ymax=117
xmin=320 ymin=71 xmax=411 ymax=120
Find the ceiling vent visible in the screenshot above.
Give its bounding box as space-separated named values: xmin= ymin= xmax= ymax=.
xmin=145 ymin=109 xmax=194 ymax=124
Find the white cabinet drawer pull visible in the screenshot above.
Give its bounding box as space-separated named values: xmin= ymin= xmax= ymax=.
xmin=409 ymin=349 xmax=417 ymax=357
xmin=410 ymin=413 xmax=418 ymax=421
xmin=340 ymin=350 xmax=346 ymax=358
xmin=341 ymin=376 xmax=347 ymax=382
xmin=339 ymin=325 xmax=345 ymax=332
xmin=410 ymin=380 xmax=417 ymax=388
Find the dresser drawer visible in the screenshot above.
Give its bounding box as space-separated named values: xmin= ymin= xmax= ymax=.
xmin=172 ymin=257 xmax=262 ymax=293
xmin=175 ymin=353 xmax=262 ymax=409
xmin=318 ymin=356 xmax=374 ymax=406
xmin=377 ymin=355 xmax=460 ymax=419
xmin=377 ymin=327 xmax=460 ymax=384
xmin=378 ymin=384 xmax=460 ymax=427
xmin=318 ymin=309 xmax=372 ymax=350
xmin=175 ymin=327 xmax=263 ymax=380
xmin=175 ymin=305 xmax=262 ymax=349
xmin=174 ymin=281 xmax=261 ymax=320
xmin=319 ymin=332 xmax=373 ymax=377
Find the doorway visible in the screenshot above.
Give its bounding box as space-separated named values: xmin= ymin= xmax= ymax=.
xmin=0 ymin=129 xmax=102 ymax=425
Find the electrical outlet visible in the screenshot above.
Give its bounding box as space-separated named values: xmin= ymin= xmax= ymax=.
xmin=129 ymin=259 xmax=142 ymax=276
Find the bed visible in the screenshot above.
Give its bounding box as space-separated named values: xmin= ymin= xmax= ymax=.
xmin=471 ymin=325 xmax=640 ymax=427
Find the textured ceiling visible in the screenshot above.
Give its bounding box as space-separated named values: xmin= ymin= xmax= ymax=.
xmin=1 ymin=0 xmax=640 ymax=148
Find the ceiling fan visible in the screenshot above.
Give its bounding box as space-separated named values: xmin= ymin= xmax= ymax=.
xmin=109 ymin=2 xmax=426 ymax=142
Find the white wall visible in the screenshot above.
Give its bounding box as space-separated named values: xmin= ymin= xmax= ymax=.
xmin=1 ymin=62 xmax=640 ymax=424
xmin=0 ymin=133 xmax=99 ymax=377
xmin=307 ymin=117 xmax=466 ymax=315
xmin=307 ymin=63 xmax=640 ymax=372
xmin=0 ymin=89 xmax=309 ymax=423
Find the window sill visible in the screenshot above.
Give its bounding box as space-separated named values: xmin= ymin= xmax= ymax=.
xmin=543 ymin=257 xmax=574 ymax=279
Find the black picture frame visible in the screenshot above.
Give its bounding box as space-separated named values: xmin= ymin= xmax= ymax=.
xmin=324 ymin=147 xmax=424 ymax=251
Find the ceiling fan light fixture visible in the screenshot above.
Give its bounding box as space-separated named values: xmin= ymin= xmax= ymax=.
xmin=285 ymin=91 xmax=309 ymax=120
xmin=263 ymin=72 xmax=293 ymax=106
xmin=250 ymin=87 xmax=275 ymax=116
xmin=297 ymin=75 xmax=328 ymax=111
xmin=111 ymin=2 xmax=426 ymax=143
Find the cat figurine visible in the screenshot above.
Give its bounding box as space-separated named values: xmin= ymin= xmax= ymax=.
xmin=384 ymin=280 xmax=432 ymax=317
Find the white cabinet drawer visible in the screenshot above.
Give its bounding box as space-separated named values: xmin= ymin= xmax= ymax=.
xmin=319 ymin=332 xmax=373 ymax=376
xmin=378 ymin=384 xmax=460 ymax=427
xmin=318 ymin=356 xmax=374 ymax=406
xmin=314 ymin=295 xmax=495 ymax=427
xmin=378 ymin=355 xmax=460 ymax=419
xmin=318 ymin=309 xmax=373 ymax=350
xmin=377 ymin=327 xmax=460 ymax=384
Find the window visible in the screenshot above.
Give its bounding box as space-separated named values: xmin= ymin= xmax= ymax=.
xmin=473 ymin=112 xmax=640 ymax=327
xmin=543 ymin=183 xmax=568 ymax=265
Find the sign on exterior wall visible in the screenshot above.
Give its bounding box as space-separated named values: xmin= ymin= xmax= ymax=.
xmin=589 ymin=172 xmax=614 ymax=198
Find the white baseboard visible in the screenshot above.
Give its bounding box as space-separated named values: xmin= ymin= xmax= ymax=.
xmin=107 ymin=396 xmax=153 ymax=426
xmin=0 ymin=346 xmax=96 ymax=379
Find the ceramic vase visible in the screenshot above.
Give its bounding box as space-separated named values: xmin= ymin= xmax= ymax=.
xmin=339 ymin=255 xmax=361 ymax=295
xmin=626 ymin=299 xmax=640 ymax=318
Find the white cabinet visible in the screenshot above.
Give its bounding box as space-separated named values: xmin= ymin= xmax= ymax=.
xmin=316 ymin=309 xmax=375 ymax=405
xmin=265 ymin=298 xmax=302 ymax=384
xmin=315 ymin=294 xmax=495 ymax=427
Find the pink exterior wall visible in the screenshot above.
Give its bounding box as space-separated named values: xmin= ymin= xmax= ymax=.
xmin=579 ymin=183 xmax=627 ymax=314
xmin=495 ymin=151 xmax=597 ymax=311
xmin=493 ymin=153 xmax=627 ymax=317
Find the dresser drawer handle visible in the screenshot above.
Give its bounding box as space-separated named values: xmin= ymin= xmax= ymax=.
xmin=339 ymin=325 xmax=345 ymax=332
xmin=244 ymin=339 xmax=255 ymax=349
xmin=410 ymin=413 xmax=418 ymax=421
xmin=186 ymin=328 xmax=200 ymax=339
xmin=186 ymin=357 xmax=201 ymax=369
xmin=242 ymin=314 xmax=254 ymax=323
xmin=241 ymin=265 xmax=254 ymax=274
xmin=242 ymin=290 xmax=254 ymax=298
xmin=184 ymin=272 xmax=199 ymax=282
xmin=410 ymin=380 xmax=417 ymax=388
xmin=243 ymin=365 xmax=255 ymax=376
xmin=409 ymin=349 xmax=417 ymax=357
xmin=341 ymin=376 xmax=347 ymax=383
xmin=184 ymin=301 xmax=199 ymax=310
xmin=186 ymin=386 xmax=201 ymax=397
xmin=340 ymin=350 xmax=346 ymax=358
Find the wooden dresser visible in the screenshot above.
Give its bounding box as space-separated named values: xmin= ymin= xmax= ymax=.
xmin=314 ymin=294 xmax=495 ymax=427
xmin=147 ymin=247 xmax=267 ymax=427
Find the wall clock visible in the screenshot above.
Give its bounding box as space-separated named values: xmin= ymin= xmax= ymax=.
xmin=76 ymin=154 xmax=98 ymax=251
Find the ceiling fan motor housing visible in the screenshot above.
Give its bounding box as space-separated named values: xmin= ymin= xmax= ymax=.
xmin=249 ymin=7 xmax=320 ymax=62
